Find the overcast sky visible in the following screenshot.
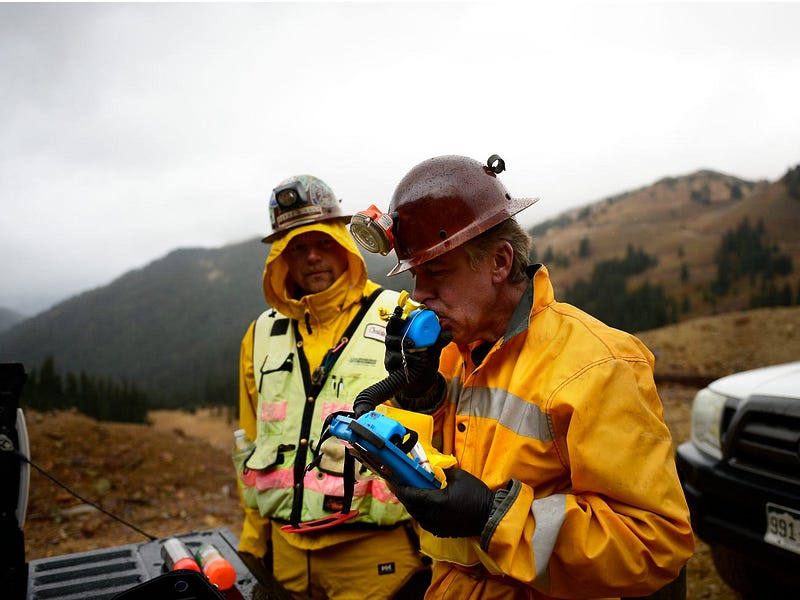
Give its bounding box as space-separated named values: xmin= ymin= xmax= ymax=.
xmin=1 ymin=2 xmax=799 ymax=315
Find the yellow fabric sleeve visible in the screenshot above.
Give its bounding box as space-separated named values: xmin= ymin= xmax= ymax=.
xmin=236 ymin=321 xmax=271 ymax=557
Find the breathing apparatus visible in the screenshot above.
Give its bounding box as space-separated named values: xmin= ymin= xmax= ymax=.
xmin=350 ymin=291 xmax=440 ymax=416
xmin=283 ymin=292 xmax=453 ymax=533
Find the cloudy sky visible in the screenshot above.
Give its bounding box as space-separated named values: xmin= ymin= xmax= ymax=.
xmin=1 ymin=2 xmax=799 ymax=315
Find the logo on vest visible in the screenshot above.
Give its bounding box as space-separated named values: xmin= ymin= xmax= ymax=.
xmin=377 ymin=562 xmax=396 ymax=575
xmin=364 ymin=323 xmax=387 ymax=342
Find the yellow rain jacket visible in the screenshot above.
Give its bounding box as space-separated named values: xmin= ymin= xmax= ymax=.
xmin=421 ymin=264 xmax=694 ymax=599
xmin=237 ymin=221 xmax=408 ymax=557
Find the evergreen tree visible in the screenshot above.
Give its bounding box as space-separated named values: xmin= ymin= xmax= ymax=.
xmin=711 ymin=217 xmax=794 ymax=303
xmin=20 ymin=357 xmax=150 ymax=423
xmin=37 ymin=356 xmax=64 ymax=410
xmin=680 ymin=263 xmax=690 ymax=284
xmin=564 ymin=252 xmax=674 ymax=332
xmin=780 ymin=283 xmax=793 ymax=306
xmin=783 ymin=164 xmax=800 ymax=200
xmin=578 ymin=237 xmax=591 ymax=258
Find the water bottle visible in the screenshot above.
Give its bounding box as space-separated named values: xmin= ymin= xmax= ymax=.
xmin=194 ymin=542 xmax=236 ymax=590
xmin=232 ymin=428 xmax=255 ymax=474
xmin=160 ymin=537 xmax=201 ymax=572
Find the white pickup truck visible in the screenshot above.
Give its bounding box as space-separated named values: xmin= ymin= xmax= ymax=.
xmin=676 ymin=361 xmax=800 ymax=598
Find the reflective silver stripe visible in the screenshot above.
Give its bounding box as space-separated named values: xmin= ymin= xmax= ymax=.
xmin=531 ymin=493 xmax=567 ymax=579
xmin=457 ymin=386 xmax=554 ymax=442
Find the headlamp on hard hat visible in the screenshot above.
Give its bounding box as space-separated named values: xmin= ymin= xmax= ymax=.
xmin=274 ymin=183 xmax=303 ymax=208
xmin=263 ymin=174 xmax=348 ymax=244
xmin=350 ymin=205 xmax=396 ymax=256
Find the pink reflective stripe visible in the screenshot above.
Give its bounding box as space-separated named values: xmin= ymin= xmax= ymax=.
xmin=260 ymin=401 xmax=288 ymax=422
xmin=251 ymin=467 xmax=374 ymax=498
xmin=320 ymin=402 xmax=352 ymax=420
xmin=304 ymin=473 xmax=371 ymax=497
xmin=240 ymin=468 xmax=257 ymax=487
xmin=253 ymin=468 xmax=293 ymax=491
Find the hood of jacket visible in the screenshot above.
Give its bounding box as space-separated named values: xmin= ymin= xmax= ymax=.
xmin=263 ymin=220 xmax=369 ymax=323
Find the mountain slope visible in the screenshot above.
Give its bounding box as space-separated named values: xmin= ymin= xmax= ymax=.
xmin=1 ymin=239 xmax=263 ymax=404
xmin=531 ymin=170 xmax=799 ymax=317
xmin=1 ymin=166 xmax=797 ymax=407
xmin=0 ymin=306 xmax=26 ymax=333
xmin=0 ymin=238 xmax=411 ymax=405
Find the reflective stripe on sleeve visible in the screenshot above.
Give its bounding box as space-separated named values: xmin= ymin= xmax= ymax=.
xmin=457 ymin=386 xmax=554 ymax=442
xmin=531 ymin=493 xmax=566 ymax=579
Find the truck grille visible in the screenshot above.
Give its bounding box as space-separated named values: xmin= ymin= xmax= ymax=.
xmin=727 ymin=395 xmax=800 ymax=484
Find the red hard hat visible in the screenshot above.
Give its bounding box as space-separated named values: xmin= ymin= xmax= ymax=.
xmin=386 ymin=155 xmax=538 ymax=275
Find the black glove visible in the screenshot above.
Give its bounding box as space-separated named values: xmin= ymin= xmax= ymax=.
xmin=394 ymin=468 xmax=496 ymax=538
xmin=384 ymin=308 xmax=452 ymax=397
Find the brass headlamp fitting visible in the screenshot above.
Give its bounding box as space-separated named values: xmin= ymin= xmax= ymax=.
xmin=349 ymin=205 xmax=396 ymax=256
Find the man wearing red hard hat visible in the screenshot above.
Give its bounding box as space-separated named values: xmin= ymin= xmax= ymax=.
xmin=350 ymin=155 xmax=694 ymax=599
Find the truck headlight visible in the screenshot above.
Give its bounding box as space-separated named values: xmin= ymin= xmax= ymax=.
xmin=690 ymin=387 xmax=727 ymax=459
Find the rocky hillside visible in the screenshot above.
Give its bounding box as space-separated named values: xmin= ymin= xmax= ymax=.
xmin=639 ymin=305 xmax=800 ymax=381
xmin=533 ymin=170 xmax=800 ymax=319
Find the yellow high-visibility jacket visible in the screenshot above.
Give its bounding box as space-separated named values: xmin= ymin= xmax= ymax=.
xmin=237 ymin=221 xmax=408 ymax=557
xmin=422 ymin=264 xmax=694 ymax=599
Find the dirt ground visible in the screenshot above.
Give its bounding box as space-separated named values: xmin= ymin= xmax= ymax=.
xmin=20 ymin=306 xmax=800 ymax=599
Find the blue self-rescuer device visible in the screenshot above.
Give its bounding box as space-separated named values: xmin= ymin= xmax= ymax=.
xmin=330 ymin=293 xmax=444 ymax=490
xmin=329 ymin=411 xmax=441 ymax=489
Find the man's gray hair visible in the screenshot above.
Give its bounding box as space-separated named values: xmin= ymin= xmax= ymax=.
xmin=462 ymin=218 xmax=531 ymax=283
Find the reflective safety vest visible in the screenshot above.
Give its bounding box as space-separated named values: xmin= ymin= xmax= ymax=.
xmin=240 ymin=289 xmax=411 ymax=527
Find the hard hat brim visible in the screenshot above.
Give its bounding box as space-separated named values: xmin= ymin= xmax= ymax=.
xmin=387 ymin=196 xmax=539 ymax=276
xmin=261 ymin=215 xmax=352 ymax=244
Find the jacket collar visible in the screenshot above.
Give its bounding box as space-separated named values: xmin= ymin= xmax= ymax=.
xmin=504 ymin=263 xmax=554 ymax=342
